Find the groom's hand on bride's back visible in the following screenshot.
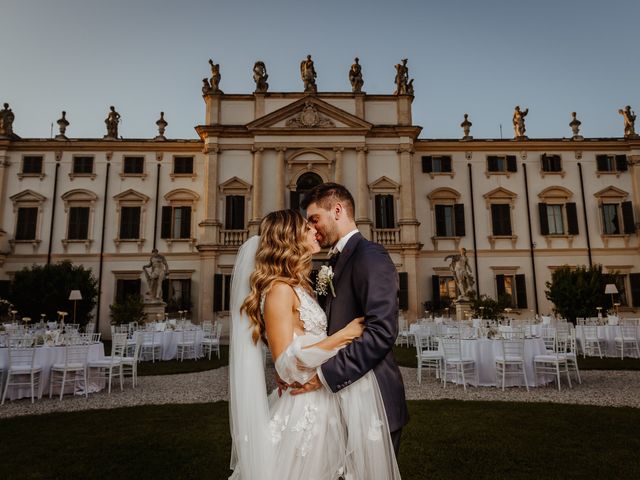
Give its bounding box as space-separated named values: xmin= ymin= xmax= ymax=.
xmin=289 ymin=374 xmax=322 ymax=396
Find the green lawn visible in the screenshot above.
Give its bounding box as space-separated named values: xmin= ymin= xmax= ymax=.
xmin=1 ymin=400 xmax=638 ymax=479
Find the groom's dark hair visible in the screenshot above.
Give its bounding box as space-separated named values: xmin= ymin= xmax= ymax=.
xmin=301 ymin=182 xmax=355 ymax=219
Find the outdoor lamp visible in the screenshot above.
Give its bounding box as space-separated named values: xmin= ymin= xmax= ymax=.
xmin=604 ymin=284 xmax=618 ymax=310
xmin=69 ymin=290 xmax=82 ymax=323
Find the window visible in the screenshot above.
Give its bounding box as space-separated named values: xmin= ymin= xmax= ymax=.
xmin=123 ymin=156 xmax=144 ymax=174
xmin=225 ymin=195 xmax=245 ymax=230
xmin=161 ymin=206 xmax=191 ymax=239
xmin=630 ymin=273 xmax=640 ymax=308
xmin=596 ymin=154 xmax=627 ymax=173
xmin=162 ymin=278 xmax=192 ymax=310
xmin=422 ymin=155 xmax=452 ymax=173
xmin=435 ymin=204 xmax=465 ymax=237
xmin=115 ymin=279 xmax=141 ymax=303
xmin=213 ymin=273 xmax=232 ymax=312
xmin=374 ymin=194 xmax=395 ymax=229
xmin=491 ymin=204 xmax=512 ymax=236
xmin=15 ymin=207 xmax=38 ymax=240
xmin=594 ymin=187 xmax=635 ymax=237
xmin=431 ymin=274 xmax=455 ymax=308
xmin=73 ymin=156 xmax=94 ymax=174
xmin=496 ymin=274 xmax=527 ymax=309
xmin=21 ymin=156 xmax=43 ymax=175
xmin=487 ymin=155 xmax=517 ymax=173
xmin=546 ymin=205 xmax=564 ymax=234
xmin=173 ymin=156 xmax=194 ymax=174
xmin=602 ymin=204 xmax=620 ymax=235
xmin=68 ymin=207 xmax=90 ymax=240
xmin=537 ymin=187 xmax=579 ymax=238
xmin=119 ymin=206 xmax=141 ymax=239
xmin=615 ymin=275 xmax=629 ymax=307
xmin=541 ymin=154 xmax=562 ymax=172
xmin=291 ymin=172 xmax=322 ymax=212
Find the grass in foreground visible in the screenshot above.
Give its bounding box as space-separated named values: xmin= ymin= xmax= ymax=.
xmin=1 ymin=400 xmax=639 ymax=479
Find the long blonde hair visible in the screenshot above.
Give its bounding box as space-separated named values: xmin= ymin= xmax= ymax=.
xmin=241 ymin=209 xmax=313 ymax=344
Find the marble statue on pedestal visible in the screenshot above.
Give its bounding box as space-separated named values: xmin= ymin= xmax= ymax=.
xmin=56 ymin=111 xmax=69 ymax=139
xmin=619 ymin=105 xmax=636 ymax=138
xmin=104 ymin=106 xmax=121 ymax=139
xmin=208 ymin=59 xmax=223 ymax=93
xmin=0 ymin=103 xmax=16 ymax=137
xmin=253 ymin=61 xmax=269 ymax=93
xmin=444 ymin=247 xmax=475 ymax=301
xmin=300 ymin=55 xmax=317 ymax=93
xmin=513 ymin=105 xmax=529 ymax=139
xmin=349 ymin=57 xmax=363 ymax=93
xmin=143 ymin=249 xmax=169 ymax=303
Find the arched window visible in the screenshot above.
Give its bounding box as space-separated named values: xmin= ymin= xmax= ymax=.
xmin=291 ymin=172 xmax=323 ymax=211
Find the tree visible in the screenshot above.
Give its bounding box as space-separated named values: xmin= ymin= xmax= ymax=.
xmin=545 ymin=264 xmax=618 ymax=323
xmin=9 ymin=261 xmax=98 ymax=326
xmin=109 ymin=294 xmax=146 ymax=325
xmin=469 ymin=293 xmax=511 ymax=320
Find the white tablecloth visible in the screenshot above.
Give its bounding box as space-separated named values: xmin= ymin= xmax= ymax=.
xmin=439 ymin=337 xmax=549 ymax=387
xmin=0 ymin=342 xmax=105 ymax=400
xmin=575 ymin=325 xmax=638 ymax=357
xmin=133 ymin=329 xmax=204 ymax=360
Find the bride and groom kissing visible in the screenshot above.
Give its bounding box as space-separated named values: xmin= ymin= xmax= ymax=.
xmin=229 ymin=183 xmax=408 ymax=479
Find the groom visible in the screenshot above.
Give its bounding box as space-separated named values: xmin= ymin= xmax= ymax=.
xmin=291 ymin=182 xmax=408 ymax=454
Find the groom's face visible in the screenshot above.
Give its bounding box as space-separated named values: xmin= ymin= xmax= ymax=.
xmin=306 ymin=202 xmax=339 ymax=248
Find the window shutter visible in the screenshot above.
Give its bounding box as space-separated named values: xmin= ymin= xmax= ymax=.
xmin=487 ymin=156 xmax=498 ymax=172
xmin=161 ymin=279 xmax=169 ymax=303
xmin=442 ymin=156 xmax=452 ymax=173
xmin=496 ymin=274 xmax=506 ymax=299
xmin=566 ymin=202 xmax=579 ymax=235
xmin=616 ymin=155 xmax=628 ymax=172
xmin=507 ymin=155 xmax=517 ymax=172
xmin=552 ymin=155 xmax=562 ymax=172
xmin=385 ymin=195 xmax=395 ymax=228
xmin=398 ymin=272 xmax=409 ymax=311
xmin=621 ymin=201 xmax=635 ymax=234
xmin=596 ymin=155 xmax=608 ymax=172
xmin=431 ymin=275 xmax=440 ymax=304
xmin=213 ymin=274 xmax=223 ymax=312
xmin=630 ymin=273 xmax=640 ymax=308
xmin=541 ymin=154 xmax=550 ymax=172
xmin=161 ymin=206 xmax=172 ymax=239
xmin=375 ymin=195 xmax=384 ymax=228
xmin=224 ymin=274 xmax=232 ymax=311
xmin=233 ymin=196 xmax=245 ymax=229
xmin=16 ymin=207 xmax=38 ymax=240
xmin=515 ymin=274 xmax=527 ymax=309
xmin=454 ymin=203 xmax=465 ymax=236
xmin=491 ymin=204 xmax=511 ymax=236
xmin=421 ymin=156 xmax=433 ymax=173
xmin=538 ymin=203 xmax=549 ymax=235
xmin=435 ymin=205 xmax=447 ymax=237
xmin=180 ymin=207 xmax=191 ymax=238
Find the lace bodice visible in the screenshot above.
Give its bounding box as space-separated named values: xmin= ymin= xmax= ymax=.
xmin=260 ymin=285 xmax=327 ymax=337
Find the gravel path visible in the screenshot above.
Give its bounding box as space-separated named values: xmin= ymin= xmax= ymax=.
xmin=1 ymin=366 xmax=639 ymax=419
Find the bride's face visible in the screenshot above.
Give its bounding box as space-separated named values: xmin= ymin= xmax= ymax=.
xmin=304 ymin=222 xmax=321 ymax=254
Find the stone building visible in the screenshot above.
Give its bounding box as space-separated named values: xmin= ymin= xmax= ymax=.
xmin=0 ymin=67 xmax=639 ymax=337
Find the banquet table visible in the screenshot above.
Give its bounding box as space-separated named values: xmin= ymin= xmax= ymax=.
xmin=0 ymin=342 xmax=105 ymax=401
xmin=439 ymin=337 xmax=549 ymax=387
xmin=575 ymin=325 xmax=638 ymax=357
xmin=133 ymin=329 xmax=204 ymax=361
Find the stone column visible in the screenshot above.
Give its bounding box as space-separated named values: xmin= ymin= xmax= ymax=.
xmin=628 ymin=154 xmax=640 ymax=245
xmin=249 ymin=147 xmax=263 ymax=235
xmin=204 ymin=93 xmax=221 ymax=125
xmin=355 ymin=146 xmax=372 ymax=239
xmin=201 ymin=144 xmax=220 ymax=244
xmin=0 ymin=152 xmax=9 ymax=236
xmin=403 ymin=251 xmax=419 ymax=322
xmin=398 ymin=146 xmax=419 ymax=244
xmin=198 ymin=250 xmax=217 ymax=323
xmin=275 ymin=147 xmax=286 ymax=210
xmin=333 ymin=147 xmax=344 ymax=184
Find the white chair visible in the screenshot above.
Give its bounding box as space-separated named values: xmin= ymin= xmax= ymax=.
xmin=533 ymin=336 xmax=572 ymax=391
xmin=565 ymin=329 xmax=582 ymax=384
xmin=49 ymin=343 xmax=90 ymax=400
xmin=1 ymin=339 xmax=42 ymax=404
xmin=202 ymin=322 xmax=223 ymax=360
xmin=439 ymin=336 xmax=477 ymax=391
xmin=495 ymin=334 xmax=529 ymax=391
xmin=121 ymin=334 xmax=142 ymax=388
xmin=614 ymin=324 xmax=640 ymax=359
xmin=88 ymin=333 xmax=125 ymax=394
xmin=396 ymin=314 xmax=411 ymax=347
xmin=140 ymin=331 xmax=162 ymax=362
xmin=581 ymin=325 xmax=605 ymax=358
xmin=176 ymin=330 xmax=198 ymax=361
xmin=415 ymin=331 xmax=441 ymax=384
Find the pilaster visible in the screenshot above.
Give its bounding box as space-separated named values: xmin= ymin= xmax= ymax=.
xmin=398 ymin=146 xmax=419 ymax=244
xmin=333 ymin=147 xmax=344 ymax=184
xmin=198 ymin=250 xmax=218 ymax=323
xmin=249 ymin=147 xmax=264 ymax=235
xmin=0 ymin=152 xmax=9 ymax=236
xmin=201 ymin=144 xmax=221 ymax=244
xmin=275 ymin=147 xmax=286 ymax=210
xmin=355 ymin=146 xmax=372 ymax=239
xmin=204 ymin=93 xmax=222 ymax=125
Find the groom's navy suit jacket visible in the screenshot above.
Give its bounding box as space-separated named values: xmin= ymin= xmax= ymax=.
xmin=320 ymin=232 xmax=409 ymax=433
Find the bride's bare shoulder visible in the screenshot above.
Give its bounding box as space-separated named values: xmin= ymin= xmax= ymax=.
xmin=264 ymin=280 xmax=297 ymax=306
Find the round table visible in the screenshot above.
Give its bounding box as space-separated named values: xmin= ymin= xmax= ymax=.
xmin=133 ymin=329 xmax=204 ymax=360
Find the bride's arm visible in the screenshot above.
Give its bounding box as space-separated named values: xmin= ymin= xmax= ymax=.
xmin=302 ymin=317 xmax=364 ymax=351
xmin=263 ymin=282 xmax=296 ymax=362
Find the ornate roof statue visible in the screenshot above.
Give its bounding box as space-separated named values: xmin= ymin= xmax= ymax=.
xmin=300 ymin=55 xmax=317 ymax=93
xmin=155 ymin=111 xmax=168 ymax=140
xmin=0 ymin=103 xmax=16 ymax=138
xmin=619 ymin=105 xmax=637 ymax=138
xmin=393 ymin=58 xmax=410 ymax=95
xmin=55 ymin=111 xmax=69 ymax=140
xmin=207 ymin=59 xmax=223 ymax=94
xmin=460 ymin=113 xmax=473 ymax=140
xmin=569 ymin=112 xmax=583 ymax=140
xmin=349 ymin=57 xmax=364 ymax=93
xmin=253 ymin=61 xmax=269 ymax=93
xmin=513 ymin=105 xmax=529 ymax=139
xmin=104 ymin=106 xmax=121 ymax=139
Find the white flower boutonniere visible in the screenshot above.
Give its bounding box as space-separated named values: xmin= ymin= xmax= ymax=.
xmin=316 ymin=265 xmax=336 ymax=297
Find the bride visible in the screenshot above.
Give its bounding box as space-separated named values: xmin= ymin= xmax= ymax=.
xmin=229 ymin=209 xmax=400 ymax=479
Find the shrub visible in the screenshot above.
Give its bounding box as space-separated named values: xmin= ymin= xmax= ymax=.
xmin=469 ymin=293 xmax=511 ymax=320
xmin=110 ymin=295 xmax=146 ymax=325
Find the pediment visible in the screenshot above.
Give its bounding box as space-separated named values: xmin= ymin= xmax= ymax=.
xmin=113 ymin=189 xmax=150 ymax=203
xmin=369 ymin=176 xmax=400 ymax=192
xmin=594 ymin=185 xmax=628 ymax=199
xmin=164 ymin=188 xmax=200 ymax=202
xmin=483 ymin=187 xmax=517 ymax=200
xmin=219 ymin=176 xmax=252 ymax=194
xmin=538 ymin=186 xmax=573 ymax=200
xmin=247 ymin=96 xmax=372 ymax=133
xmin=61 ymin=189 xmax=98 ymax=202
xmin=10 ymin=189 xmax=46 ymax=204
xmin=427 ymin=187 xmax=461 ymax=201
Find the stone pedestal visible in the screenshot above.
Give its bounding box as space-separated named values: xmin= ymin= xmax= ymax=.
xmin=455 ymin=300 xmax=472 ymax=321
xmin=143 ymin=302 xmax=166 ymax=323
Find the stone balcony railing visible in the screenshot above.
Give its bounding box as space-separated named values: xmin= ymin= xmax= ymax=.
xmin=372 ymin=227 xmax=401 ymax=245
xmin=220 ymin=229 xmax=248 ymax=246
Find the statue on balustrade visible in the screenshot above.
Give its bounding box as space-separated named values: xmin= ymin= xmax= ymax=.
xmin=444 ymin=248 xmax=475 ymax=301
xmin=513 ymin=105 xmax=529 ymax=139
xmin=253 ymin=61 xmax=269 ymax=93
xmin=104 ymin=106 xmax=121 ymax=139
xmin=393 ymin=58 xmax=409 ymax=95
xmin=349 ymin=57 xmax=364 ymax=93
xmin=569 ymin=112 xmax=582 ymax=139
xmin=619 ymin=105 xmax=637 ymax=138
xmin=208 ymin=59 xmax=223 ymax=93
xmin=143 ymin=249 xmax=169 ymax=303
xmin=0 ymin=103 xmax=16 ymax=137
xmin=300 ymin=55 xmax=317 ymax=93
xmin=461 ymin=113 xmax=473 ymax=140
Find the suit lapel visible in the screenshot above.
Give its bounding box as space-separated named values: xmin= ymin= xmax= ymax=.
xmin=325 ymin=233 xmax=363 ymax=322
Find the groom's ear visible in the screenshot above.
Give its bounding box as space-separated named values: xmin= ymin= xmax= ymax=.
xmin=333 ymin=201 xmax=345 ymax=220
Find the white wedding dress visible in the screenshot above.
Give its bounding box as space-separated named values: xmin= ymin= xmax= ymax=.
xmin=228 ymin=237 xmax=401 ymax=480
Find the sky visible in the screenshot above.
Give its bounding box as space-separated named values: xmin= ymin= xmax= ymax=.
xmin=1 ymin=0 xmax=639 ymax=140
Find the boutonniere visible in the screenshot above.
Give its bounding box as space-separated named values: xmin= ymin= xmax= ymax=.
xmin=315 ymin=265 xmax=336 ymax=297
